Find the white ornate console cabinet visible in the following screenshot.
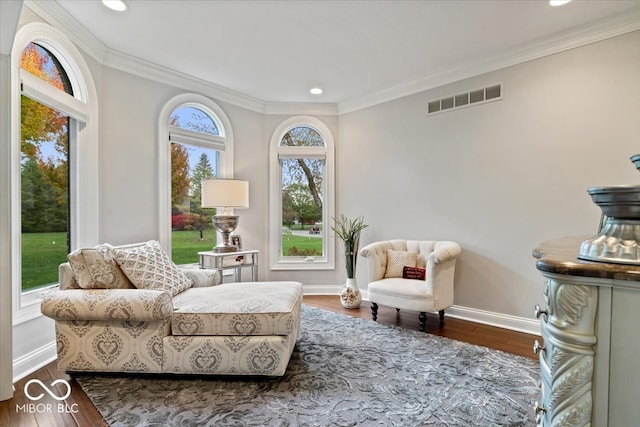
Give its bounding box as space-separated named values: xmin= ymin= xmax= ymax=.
xmin=533 ymin=237 xmax=640 ymax=426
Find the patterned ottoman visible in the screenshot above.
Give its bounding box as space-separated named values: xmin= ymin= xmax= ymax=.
xmin=165 ymin=281 xmax=303 ymax=376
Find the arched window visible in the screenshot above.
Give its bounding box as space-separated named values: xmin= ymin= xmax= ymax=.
xmin=158 ymin=94 xmax=234 ymax=263
xmin=19 ymin=43 xmax=72 ymax=291
xmin=11 ymin=23 xmax=99 ymax=320
xmin=269 ymin=116 xmax=335 ymax=270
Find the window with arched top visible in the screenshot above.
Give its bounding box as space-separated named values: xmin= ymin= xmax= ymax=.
xmin=269 ymin=117 xmax=335 ymax=270
xmin=11 ymin=23 xmax=99 ymax=320
xmin=159 ymin=95 xmax=234 ymax=263
xmin=19 ymin=43 xmax=73 ymax=292
xmin=170 ymin=105 xmax=220 ymax=136
xmin=21 ymin=42 xmax=73 ymax=94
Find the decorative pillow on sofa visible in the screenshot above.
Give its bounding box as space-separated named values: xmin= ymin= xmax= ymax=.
xmin=67 ymin=245 xmax=134 ymax=289
xmin=403 ymin=266 xmax=426 ymax=281
xmin=111 ymin=240 xmax=192 ymax=297
xmin=384 ymin=250 xmax=418 ymax=278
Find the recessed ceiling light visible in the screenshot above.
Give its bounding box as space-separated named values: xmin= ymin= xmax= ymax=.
xmin=310 ymin=88 xmax=323 ymax=95
xmin=549 ymin=0 xmax=571 ymax=6
xmin=102 ymin=0 xmax=127 ymax=12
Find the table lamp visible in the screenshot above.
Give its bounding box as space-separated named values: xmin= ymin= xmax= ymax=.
xmin=201 ymin=179 xmax=249 ymax=253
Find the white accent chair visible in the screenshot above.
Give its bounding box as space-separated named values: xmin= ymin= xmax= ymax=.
xmin=359 ymin=240 xmax=461 ymax=331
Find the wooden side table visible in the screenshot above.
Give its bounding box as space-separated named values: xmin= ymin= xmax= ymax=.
xmin=198 ymin=249 xmax=259 ymax=282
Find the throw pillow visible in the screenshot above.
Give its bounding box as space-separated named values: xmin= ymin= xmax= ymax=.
xmin=403 ymin=266 xmax=426 ymax=281
xmin=68 ymin=245 xmax=134 ymax=289
xmin=384 ymin=250 xmax=418 ymax=278
xmin=111 ymin=240 xmax=192 ymax=297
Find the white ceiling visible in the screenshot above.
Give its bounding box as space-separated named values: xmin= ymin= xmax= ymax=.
xmin=41 ymin=0 xmax=640 ymax=110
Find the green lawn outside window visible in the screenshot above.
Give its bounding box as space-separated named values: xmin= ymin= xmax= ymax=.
xmin=22 ymin=229 xmax=324 ymax=292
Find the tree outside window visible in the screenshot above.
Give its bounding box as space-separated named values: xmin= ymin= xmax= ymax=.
xmin=280 ymin=127 xmax=325 ymax=257
xmin=169 ymin=106 xmax=221 ymax=263
xmin=20 ymin=43 xmax=72 ymax=292
xmin=269 ymin=116 xmax=335 ymax=270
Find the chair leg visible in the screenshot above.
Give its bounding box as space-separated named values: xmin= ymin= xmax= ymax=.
xmin=439 ymin=309 xmax=445 ymax=326
xmin=371 ymin=303 xmax=378 ymax=321
xmin=419 ymin=312 xmax=427 ymax=332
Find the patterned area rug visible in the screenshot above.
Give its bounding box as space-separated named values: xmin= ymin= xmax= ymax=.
xmin=75 ymin=306 xmax=539 ymax=426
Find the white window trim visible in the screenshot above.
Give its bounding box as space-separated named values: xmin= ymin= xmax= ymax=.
xmin=20 ymin=71 xmax=89 ymax=123
xmin=158 ymin=93 xmax=234 ymax=254
xmin=168 ymin=125 xmax=225 ymax=151
xmin=11 ymin=23 xmax=99 ymax=323
xmin=269 ymin=116 xmax=335 ymax=271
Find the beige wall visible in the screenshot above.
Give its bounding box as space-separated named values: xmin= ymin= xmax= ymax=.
xmin=96 ymin=30 xmax=640 ymax=319
xmin=339 ymin=31 xmax=640 ymax=318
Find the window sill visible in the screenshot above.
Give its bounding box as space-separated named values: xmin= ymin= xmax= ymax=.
xmin=270 ymin=258 xmax=335 ymax=271
xmin=14 ymin=284 xmax=58 ymax=325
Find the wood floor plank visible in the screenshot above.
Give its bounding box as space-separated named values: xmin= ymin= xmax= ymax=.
xmin=46 ymin=362 xmax=108 ymax=427
xmin=1 ymin=294 xmax=539 ymax=426
xmin=30 ymin=362 xmax=79 ymax=427
xmin=7 ymin=372 xmax=39 ymax=427
xmin=0 ymin=398 xmax=15 ymax=427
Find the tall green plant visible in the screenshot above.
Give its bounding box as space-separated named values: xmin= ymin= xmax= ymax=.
xmin=331 ymin=215 xmax=368 ymax=279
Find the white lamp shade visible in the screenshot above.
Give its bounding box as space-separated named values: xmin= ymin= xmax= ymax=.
xmin=201 ymin=179 xmax=249 ymax=209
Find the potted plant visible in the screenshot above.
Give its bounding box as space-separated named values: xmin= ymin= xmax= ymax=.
xmin=331 ymin=214 xmax=368 ymax=308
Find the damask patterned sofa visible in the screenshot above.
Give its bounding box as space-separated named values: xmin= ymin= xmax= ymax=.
xmin=41 ymin=240 xmax=302 ymax=376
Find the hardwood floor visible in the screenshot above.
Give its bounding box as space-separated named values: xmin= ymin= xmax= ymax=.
xmin=1 ymin=295 xmax=538 ymax=426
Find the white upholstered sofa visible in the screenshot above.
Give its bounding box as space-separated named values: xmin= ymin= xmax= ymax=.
xmin=41 ymin=240 xmax=302 ymax=376
xmin=360 ymin=239 xmax=461 ymax=331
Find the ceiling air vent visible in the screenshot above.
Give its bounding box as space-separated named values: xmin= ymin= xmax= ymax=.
xmin=427 ymin=83 xmax=502 ymax=115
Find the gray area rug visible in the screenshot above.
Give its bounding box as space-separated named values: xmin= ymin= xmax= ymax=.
xmin=75 ymin=305 xmax=539 ymax=426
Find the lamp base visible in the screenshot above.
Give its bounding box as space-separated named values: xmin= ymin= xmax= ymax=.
xmin=212 ymin=243 xmax=239 ymax=253
xmin=212 ymin=214 xmax=240 ymax=253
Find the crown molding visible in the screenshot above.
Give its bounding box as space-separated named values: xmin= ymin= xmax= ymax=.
xmin=338 ymin=10 xmax=640 ymax=114
xmin=264 ymin=102 xmax=338 ymax=116
xmin=103 ymin=49 xmax=267 ymax=113
xmin=25 ymin=0 xmax=108 ymax=64
xmin=104 ymin=50 xmax=339 ymax=115
xmin=23 ymin=1 xmax=640 ymax=116
xmin=24 ymin=1 xmax=270 ymax=114
xmin=24 ymin=1 xmax=335 ymax=115
xmin=104 ymin=50 xmax=338 ymax=114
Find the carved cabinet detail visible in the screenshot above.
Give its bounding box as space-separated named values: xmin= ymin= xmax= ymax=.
xmin=533 ymin=237 xmax=640 ymax=426
xmin=536 ymin=278 xmax=597 ymax=427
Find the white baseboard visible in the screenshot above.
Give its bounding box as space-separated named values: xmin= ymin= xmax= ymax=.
xmin=445 ymin=305 xmax=540 ymax=336
xmin=303 ymin=284 xmax=344 ymax=295
xmin=303 ymin=286 xmax=541 ymax=336
xmin=13 ymin=341 xmax=57 ymax=383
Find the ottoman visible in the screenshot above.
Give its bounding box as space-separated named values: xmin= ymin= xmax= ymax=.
xmin=164 ymin=281 xmax=303 ymax=376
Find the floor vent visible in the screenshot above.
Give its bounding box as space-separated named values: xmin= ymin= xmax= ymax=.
xmin=427 ymin=84 xmax=502 ymax=115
